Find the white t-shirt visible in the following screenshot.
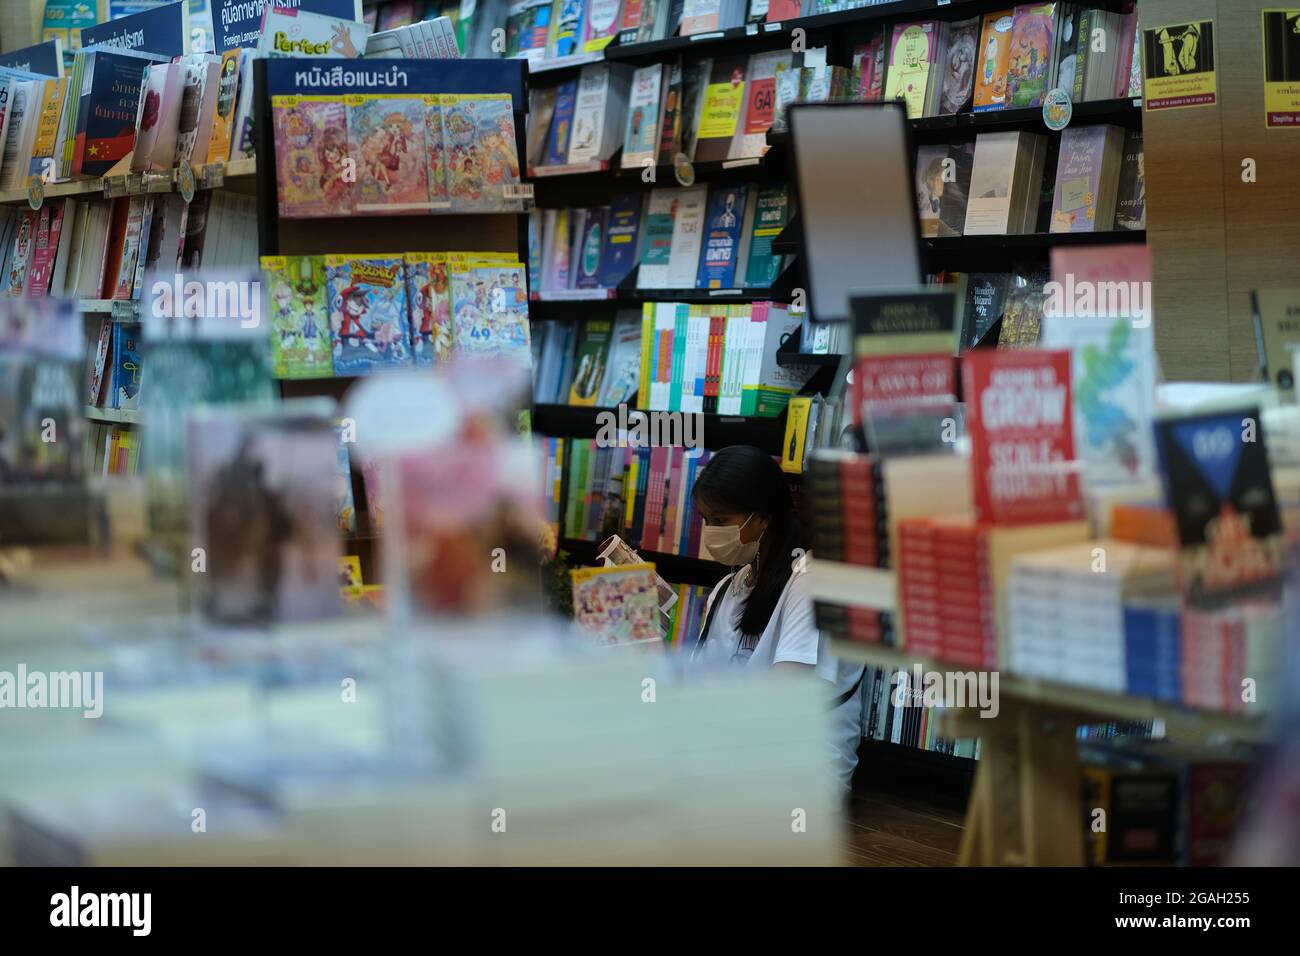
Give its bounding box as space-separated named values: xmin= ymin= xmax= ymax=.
xmin=692 ymin=564 xmax=866 ymax=795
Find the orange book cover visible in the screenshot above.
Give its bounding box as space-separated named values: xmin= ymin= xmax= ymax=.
xmin=972 ymin=10 xmax=1015 ymax=111
xmin=99 ymin=198 xmax=131 ymax=300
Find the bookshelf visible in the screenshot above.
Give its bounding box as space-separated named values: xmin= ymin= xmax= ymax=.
xmin=252 ymin=56 xmax=532 ymax=586
xmin=532 ymin=403 xmax=788 ymax=454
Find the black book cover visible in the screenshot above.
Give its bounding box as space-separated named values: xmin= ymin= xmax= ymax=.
xmin=1153 ymin=406 xmax=1285 ymax=607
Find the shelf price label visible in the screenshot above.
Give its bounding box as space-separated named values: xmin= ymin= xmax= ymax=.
xmin=198 ymin=162 xmax=225 ymax=191
xmin=144 ymin=171 xmax=172 ymax=194
xmin=111 ymin=301 xmax=138 ymax=323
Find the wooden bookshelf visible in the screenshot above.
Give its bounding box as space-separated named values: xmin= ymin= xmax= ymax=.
xmin=0 ymin=159 xmax=257 ymax=207
xmin=85 ymin=406 xmax=143 ymax=426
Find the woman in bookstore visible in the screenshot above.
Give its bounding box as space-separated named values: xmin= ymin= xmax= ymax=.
xmin=690 ymin=446 xmax=866 ymax=795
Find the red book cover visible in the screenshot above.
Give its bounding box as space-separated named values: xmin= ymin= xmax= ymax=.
xmin=962 ymin=349 xmax=1084 ymax=525
xmin=23 ymin=204 xmax=62 ymax=297
xmin=99 ymin=198 xmax=131 ymax=299
xmin=642 ymin=445 xmax=668 ymax=552
xmin=662 ymin=447 xmax=683 ymax=553
xmin=703 ymin=313 xmax=724 ymax=411
xmin=766 ymin=0 xmax=803 ymax=22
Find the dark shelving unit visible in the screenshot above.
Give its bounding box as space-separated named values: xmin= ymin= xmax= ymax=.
xmin=531 ymin=404 xmax=788 ymax=455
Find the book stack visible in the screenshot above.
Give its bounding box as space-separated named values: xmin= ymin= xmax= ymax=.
xmin=1181 ymin=604 xmax=1282 ymax=714
xmin=533 ymin=310 xmax=642 ymax=406
xmin=806 ymin=450 xmax=894 ymax=648
xmin=528 ymin=63 xmax=631 ymax=169
xmin=547 ymin=438 xmax=714 ymax=560
xmin=260 ymin=250 xmax=529 ymax=379
xmin=93 ymin=424 xmax=143 ymax=477
xmin=638 ymin=301 xmax=811 ymax=415
xmin=532 ymin=184 xmax=791 ymax=293
xmin=860 ymin=666 xmax=981 ymax=757
xmin=1006 ymin=539 xmax=1176 ymax=692
xmin=963 ymin=130 xmax=1048 ymax=235
xmin=364 ymin=16 xmax=459 ymax=57
xmin=662 ymin=582 xmax=714 ymax=646
xmin=1122 ymin=597 xmax=1182 ymax=703
xmin=1072 ymin=7 xmax=1141 ymax=103
xmin=1048 ymin=124 xmax=1126 ymax=233
xmin=896 ymin=516 xmax=1091 ymax=669
xmin=914 ymin=141 xmax=974 ymax=238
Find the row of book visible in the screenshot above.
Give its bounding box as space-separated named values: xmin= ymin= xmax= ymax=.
xmin=545 ymin=438 xmax=714 ymax=560
xmin=932 ymin=125 xmax=1140 ymax=238
xmin=859 ymin=666 xmax=980 ymax=759
xmin=531 ymin=183 xmax=791 ymax=293
xmin=87 ymin=421 xmax=142 ymax=477
xmin=869 ymin=5 xmax=1141 ymax=120
xmin=272 ymin=90 xmax=523 ymax=218
xmin=915 ymin=126 xmax=1144 ymax=239
xmin=0 ymin=190 xmax=257 ymax=303
xmin=535 ymin=300 xmax=810 ymax=414
xmin=261 ymin=251 xmax=530 ymax=379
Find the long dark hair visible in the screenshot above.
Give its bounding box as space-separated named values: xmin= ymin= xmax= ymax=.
xmin=692 ymin=445 xmax=807 ymax=648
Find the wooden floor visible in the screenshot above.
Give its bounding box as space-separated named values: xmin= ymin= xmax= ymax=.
xmin=844 ymin=787 xmax=966 ymax=866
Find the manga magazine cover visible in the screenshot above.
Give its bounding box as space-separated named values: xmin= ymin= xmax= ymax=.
xmin=404 ymin=252 xmax=452 ymax=367
xmin=272 ymin=95 xmax=354 ymax=218
xmin=448 ymin=254 xmax=530 ymax=365
xmin=424 ymin=94 xmax=450 ymax=208
xmin=440 ymin=93 xmax=522 ymax=212
xmin=325 ymin=254 xmax=414 ymax=375
xmin=346 ymin=93 xmax=431 ymax=214
xmin=261 ymin=255 xmax=335 ymax=379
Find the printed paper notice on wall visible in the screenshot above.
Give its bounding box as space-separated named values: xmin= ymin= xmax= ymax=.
xmin=1262 ymin=9 xmax=1300 ymax=128
xmin=1142 ymin=20 xmax=1217 ymax=111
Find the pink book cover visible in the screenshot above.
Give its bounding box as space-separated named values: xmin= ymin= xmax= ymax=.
xmin=642 ymin=445 xmax=669 ymax=551
xmin=1049 ymin=244 xmax=1152 ymax=322
xmin=273 ymin=97 xmax=353 ymax=218
xmin=766 ymin=0 xmax=803 ymax=22
xmin=23 ymin=204 xmax=62 ymax=298
xmin=348 ymin=94 xmax=430 ymax=214
xmin=662 ymin=447 xmax=683 ymax=553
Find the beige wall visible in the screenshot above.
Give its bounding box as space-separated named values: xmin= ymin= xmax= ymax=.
xmin=1 ymin=0 xmax=46 ymax=53
xmin=1141 ymin=0 xmax=1300 ymax=381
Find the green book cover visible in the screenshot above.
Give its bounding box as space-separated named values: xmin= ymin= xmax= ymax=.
xmin=744 ymin=185 xmax=790 ymax=288
xmin=668 ymin=304 xmax=688 ymax=412
xmin=567 ymin=319 xmax=612 ymax=406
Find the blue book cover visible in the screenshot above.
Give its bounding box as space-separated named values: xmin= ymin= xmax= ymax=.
xmin=111 ymin=322 xmax=143 ymax=410
xmin=1153 ymin=407 xmax=1284 ymax=608
xmin=0 ymin=42 xmax=62 ymax=77
xmin=544 ymin=79 xmax=577 ymax=167
xmin=574 ymin=207 xmax=606 ymax=289
xmin=598 ymin=193 xmax=641 ymax=288
xmin=696 ymin=185 xmax=748 ymax=290
xmin=81 ymin=0 xmax=190 ymax=58
xmin=215 ymin=0 xmax=362 ymax=50
xmin=325 ymin=254 xmax=414 ymax=376
xmin=75 ymin=50 xmax=162 ymax=177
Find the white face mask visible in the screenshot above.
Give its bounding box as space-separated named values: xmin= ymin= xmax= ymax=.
xmin=701 ymin=513 xmax=760 ymax=566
